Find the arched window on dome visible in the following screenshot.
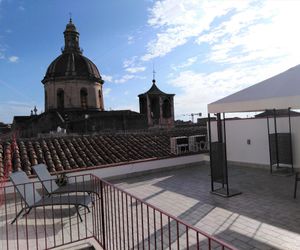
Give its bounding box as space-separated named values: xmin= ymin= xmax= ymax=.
xmin=57 ymin=89 xmax=64 ymax=109
xmin=98 ymin=90 xmax=102 ymax=108
xmin=80 ymin=88 xmax=88 ymax=109
xmin=45 ymin=90 xmax=48 ymax=111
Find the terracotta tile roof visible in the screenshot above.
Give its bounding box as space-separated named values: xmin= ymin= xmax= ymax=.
xmin=0 ymin=128 xmax=205 ymax=177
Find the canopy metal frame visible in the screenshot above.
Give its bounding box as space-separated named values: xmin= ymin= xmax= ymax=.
xmin=208 ymin=112 xmax=241 ymax=198
xmin=267 ymin=108 xmax=294 ymax=175
xmin=208 ymin=108 xmax=295 ymax=198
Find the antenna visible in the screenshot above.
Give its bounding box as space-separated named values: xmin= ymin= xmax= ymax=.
xmin=152 ymin=61 xmax=156 ymax=81
xmin=69 ymin=12 xmax=72 ymax=22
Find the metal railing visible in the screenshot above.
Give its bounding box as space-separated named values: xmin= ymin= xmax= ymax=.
xmin=1 ymin=174 xmax=237 ymax=250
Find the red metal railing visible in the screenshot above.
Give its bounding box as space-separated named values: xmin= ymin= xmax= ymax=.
xmin=96 ymin=176 xmax=237 ymax=250
xmin=1 ymin=174 xmax=237 ymax=250
xmin=1 ymin=174 xmax=98 ymax=250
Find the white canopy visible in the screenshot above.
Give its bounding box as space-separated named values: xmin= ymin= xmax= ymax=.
xmin=208 ymin=64 xmax=300 ymax=113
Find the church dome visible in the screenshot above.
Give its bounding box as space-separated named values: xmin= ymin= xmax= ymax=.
xmin=42 ymin=19 xmax=103 ymax=84
xmin=43 ymin=53 xmax=102 ymax=82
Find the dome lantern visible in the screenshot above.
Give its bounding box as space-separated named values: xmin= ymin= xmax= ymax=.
xmin=63 ymin=18 xmax=81 ymax=54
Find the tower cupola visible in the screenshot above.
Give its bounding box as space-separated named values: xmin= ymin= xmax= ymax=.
xmin=63 ymin=18 xmax=81 ymax=54
xmin=138 ymin=77 xmax=175 ymax=128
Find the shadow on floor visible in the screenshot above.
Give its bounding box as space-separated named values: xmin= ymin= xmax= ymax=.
xmin=113 ymin=164 xmax=300 ymax=240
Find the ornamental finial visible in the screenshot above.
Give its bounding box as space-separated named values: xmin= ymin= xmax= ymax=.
xmin=152 ymin=61 xmax=156 ymax=83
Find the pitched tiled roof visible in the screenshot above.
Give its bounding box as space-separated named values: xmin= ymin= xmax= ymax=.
xmin=138 ymin=80 xmax=174 ymax=97
xmin=0 ymin=129 xmax=205 ymax=177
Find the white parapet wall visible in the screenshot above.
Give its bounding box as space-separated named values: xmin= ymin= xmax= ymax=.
xmin=68 ymin=154 xmax=206 ymax=180
xmin=210 ymin=116 xmax=300 ymax=169
xmin=3 ymin=154 xmax=206 ymax=194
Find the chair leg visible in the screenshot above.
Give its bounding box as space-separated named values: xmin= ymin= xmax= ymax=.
xmin=23 ymin=207 xmax=32 ymax=216
xmin=75 ymin=206 xmax=83 ymax=222
xmin=11 ymin=208 xmax=25 ymax=224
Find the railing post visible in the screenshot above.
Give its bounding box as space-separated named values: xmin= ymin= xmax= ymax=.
xmin=100 ymin=180 xmax=106 ymax=249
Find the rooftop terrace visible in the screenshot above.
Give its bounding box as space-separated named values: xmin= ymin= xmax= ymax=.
xmin=0 ymin=167 xmax=234 ymax=250
xmin=112 ymin=163 xmax=300 ymax=250
xmin=1 ymin=161 xmax=300 ymax=249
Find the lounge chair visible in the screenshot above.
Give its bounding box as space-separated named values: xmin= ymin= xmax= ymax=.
xmin=32 ymin=164 xmax=99 ymax=198
xmin=10 ymin=171 xmax=92 ymax=224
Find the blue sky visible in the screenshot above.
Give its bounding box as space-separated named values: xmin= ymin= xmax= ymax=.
xmin=1 ymin=0 xmax=300 ymax=123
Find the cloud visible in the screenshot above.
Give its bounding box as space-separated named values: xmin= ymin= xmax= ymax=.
xmin=8 ymin=56 xmax=19 ymax=63
xmin=123 ymin=56 xmax=138 ymax=68
xmin=196 ymin=1 xmax=300 ymax=68
xmin=0 ymin=46 xmax=6 ymax=59
xmin=18 ymin=6 xmax=25 ymax=11
xmin=127 ymin=36 xmax=134 ymax=45
xmin=141 ymin=0 xmax=249 ymax=61
xmin=102 ymin=74 xmax=113 ymax=82
xmin=140 ymin=0 xmax=300 ymax=118
xmin=122 ymin=56 xmax=146 ymax=75
xmin=103 ymin=87 xmax=111 ymax=96
xmin=103 ymin=71 xmax=144 ymax=84
xmin=172 ymin=56 xmax=197 ymax=70
xmin=125 ymin=66 xmax=146 ymax=73
xmin=114 ymin=74 xmax=135 ymax=84
xmin=169 ymin=61 xmax=292 ymax=118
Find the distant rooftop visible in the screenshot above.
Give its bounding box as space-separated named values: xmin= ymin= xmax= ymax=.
xmin=0 ymin=127 xmax=206 ymax=177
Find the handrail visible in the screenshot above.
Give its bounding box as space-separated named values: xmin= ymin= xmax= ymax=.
xmin=93 ymin=174 xmax=238 ymax=250
xmin=1 ymin=173 xmax=237 ymax=250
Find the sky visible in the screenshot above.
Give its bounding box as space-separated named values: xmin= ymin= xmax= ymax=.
xmin=1 ymin=0 xmax=300 ymax=123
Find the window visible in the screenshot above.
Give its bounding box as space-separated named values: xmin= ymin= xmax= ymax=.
xmin=139 ymin=97 xmax=147 ymax=114
xmin=57 ymin=89 xmax=64 ymax=109
xmin=98 ymin=90 xmax=102 ymax=107
xmin=162 ymin=98 xmax=171 ymax=118
xmin=150 ymin=97 xmax=160 ymax=119
xmin=81 ymin=88 xmax=88 ymax=109
xmin=45 ymin=90 xmax=48 ymax=110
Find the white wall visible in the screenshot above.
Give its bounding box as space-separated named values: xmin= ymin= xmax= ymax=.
xmin=68 ymin=154 xmax=205 ymax=180
xmin=211 ymin=116 xmax=300 ymax=168
xmin=3 ymin=154 xmax=206 ymax=194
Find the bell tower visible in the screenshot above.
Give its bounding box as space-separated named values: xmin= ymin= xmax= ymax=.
xmin=138 ymin=76 xmax=175 ymax=128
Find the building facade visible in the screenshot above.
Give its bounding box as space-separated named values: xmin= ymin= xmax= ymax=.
xmin=13 ymin=20 xmax=148 ymax=137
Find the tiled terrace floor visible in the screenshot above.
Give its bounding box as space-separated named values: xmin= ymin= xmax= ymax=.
xmin=112 ymin=164 xmax=300 ymax=250
xmin=1 ymin=163 xmax=300 ymax=250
